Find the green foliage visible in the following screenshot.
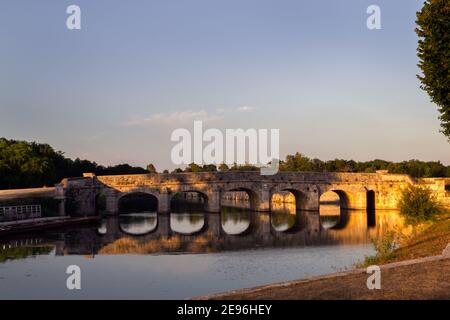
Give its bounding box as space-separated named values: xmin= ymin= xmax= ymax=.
xmin=359 ymin=231 xmax=398 ymax=267
xmin=416 ymin=0 xmax=450 ymax=139
xmin=146 ymin=163 xmax=157 ymax=173
xmin=0 ymin=246 xmax=53 ymax=263
xmin=184 ymin=163 xmax=204 ymax=172
xmin=228 ymin=163 xmax=259 ymax=171
xmin=278 ymin=152 xmax=450 ymax=178
xmin=398 ymin=185 xmax=442 ymax=225
xmin=218 ymin=163 xmax=229 ymax=171
xmin=1 ymin=138 xmax=449 ymax=190
xmin=0 ymin=138 xmax=147 ymax=189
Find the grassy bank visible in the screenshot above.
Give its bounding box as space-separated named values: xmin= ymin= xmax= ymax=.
xmin=360 ymin=210 xmax=450 ymax=266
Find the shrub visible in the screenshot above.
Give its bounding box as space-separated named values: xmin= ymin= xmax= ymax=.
xmin=398 ymin=185 xmax=441 ymax=225
xmin=358 ymin=231 xmax=398 ymax=267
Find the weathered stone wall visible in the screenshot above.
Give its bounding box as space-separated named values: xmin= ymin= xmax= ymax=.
xmin=28 ymin=171 xmax=450 ymax=216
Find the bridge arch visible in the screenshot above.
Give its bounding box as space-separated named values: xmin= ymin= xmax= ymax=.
xmin=117 ymin=191 xmax=159 ymax=214
xmin=222 ymin=187 xmax=261 ymax=211
xmin=318 ymin=185 xmax=366 ymax=210
xmin=271 ymin=187 xmax=308 ymax=211
xmin=170 ymin=190 xmax=209 ymax=212
xmin=318 ymin=189 xmax=348 ymax=229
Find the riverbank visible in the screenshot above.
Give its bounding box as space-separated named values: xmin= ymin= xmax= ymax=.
xmin=0 ymin=216 xmax=99 ymax=236
xmin=196 ymin=254 xmax=450 ymax=300
xmin=196 ymin=211 xmax=450 ymax=300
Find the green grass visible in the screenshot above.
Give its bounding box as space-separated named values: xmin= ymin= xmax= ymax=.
xmin=359 ymin=210 xmax=450 ymax=267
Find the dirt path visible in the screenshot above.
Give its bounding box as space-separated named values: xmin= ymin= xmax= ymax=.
xmin=198 ymin=256 xmax=450 ymax=300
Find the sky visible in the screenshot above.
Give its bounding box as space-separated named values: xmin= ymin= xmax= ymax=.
xmin=1 ymin=0 xmax=449 ymax=170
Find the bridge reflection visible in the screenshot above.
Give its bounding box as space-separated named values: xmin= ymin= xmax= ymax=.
xmin=47 ymin=205 xmax=412 ymax=257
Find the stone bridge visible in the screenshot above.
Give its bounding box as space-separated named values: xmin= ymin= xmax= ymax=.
xmin=55 ymin=171 xmax=450 ymax=216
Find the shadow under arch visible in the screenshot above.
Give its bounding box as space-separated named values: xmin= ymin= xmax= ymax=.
xmin=170 ymin=190 xmax=209 ymax=212
xmin=330 ymin=189 xmax=352 ymax=210
xmin=278 ymin=188 xmax=308 ymax=211
xmin=95 ymin=192 xmax=107 ymax=215
xmin=223 ymin=187 xmax=260 ymax=211
xmin=366 ymin=190 xmax=376 ymax=228
xmin=118 ymin=192 xmax=159 ymax=214
xmin=270 ymin=188 xmax=308 ymax=233
xmin=319 ymin=190 xmax=350 ymax=230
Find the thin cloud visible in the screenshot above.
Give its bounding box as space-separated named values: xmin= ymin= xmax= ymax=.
xmin=126 ymin=110 xmax=222 ymax=126
xmin=236 ymin=106 xmax=256 ymax=112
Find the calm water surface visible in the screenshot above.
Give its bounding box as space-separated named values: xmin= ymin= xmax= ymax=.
xmin=0 ymin=202 xmax=410 ymax=299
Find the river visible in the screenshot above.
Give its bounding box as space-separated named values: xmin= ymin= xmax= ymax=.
xmin=0 ymin=201 xmax=410 ymax=299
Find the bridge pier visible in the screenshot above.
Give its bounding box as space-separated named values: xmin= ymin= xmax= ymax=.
xmin=58 ymin=199 xmax=66 ymax=216
xmin=155 ymin=214 xmax=171 ymax=237
xmin=105 ymin=192 xmax=119 ymax=215
xmin=158 ymin=189 xmax=171 ymax=214
xmin=303 ymin=188 xmax=320 ymax=211
xmin=256 ymin=185 xmax=271 ymax=212
xmin=344 ymin=190 xmax=368 ymax=210
xmin=206 ymin=190 xmax=221 ymax=213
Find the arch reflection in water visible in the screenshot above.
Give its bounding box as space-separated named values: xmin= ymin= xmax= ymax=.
xmin=271 ymin=205 xmax=297 ymax=232
xmin=97 ymin=220 xmax=108 ymax=235
xmin=319 ymin=191 xmax=341 ymax=229
xmin=270 ymin=191 xmax=297 ymax=232
xmin=69 ymin=209 xmax=413 ymax=257
xmin=170 ymin=213 xmax=205 ymax=235
xmin=119 ymin=212 xmax=157 ymax=235
xmin=221 ymin=207 xmax=251 ymax=235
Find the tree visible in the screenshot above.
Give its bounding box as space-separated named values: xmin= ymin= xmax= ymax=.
xmin=218 ymin=163 xmax=229 ymax=171
xmin=202 ymin=164 xmax=217 ymax=172
xmin=416 ymin=0 xmax=450 ymax=139
xmin=146 ymin=163 xmax=157 ymax=173
xmin=184 ymin=163 xmax=203 ymax=172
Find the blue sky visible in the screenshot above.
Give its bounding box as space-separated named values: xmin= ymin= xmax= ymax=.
xmin=1 ymin=0 xmax=448 ymax=169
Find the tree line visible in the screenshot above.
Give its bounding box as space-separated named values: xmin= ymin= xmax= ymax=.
xmin=174 ymin=153 xmax=450 ymax=178
xmin=1 ymin=138 xmax=449 ymax=189
xmin=0 ymin=138 xmax=146 ymax=189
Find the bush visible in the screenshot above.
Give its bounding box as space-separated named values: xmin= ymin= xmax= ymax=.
xmin=398 ymin=185 xmax=441 ymax=225
xmin=358 ymin=231 xmax=398 ymax=267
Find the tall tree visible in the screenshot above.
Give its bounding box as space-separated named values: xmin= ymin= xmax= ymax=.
xmin=146 ymin=163 xmax=157 ymax=173
xmin=416 ymin=0 xmax=450 ymax=139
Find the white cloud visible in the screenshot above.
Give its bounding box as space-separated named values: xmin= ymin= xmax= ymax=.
xmin=126 ymin=110 xmax=222 ymax=126
xmin=236 ymin=105 xmax=256 ymax=112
